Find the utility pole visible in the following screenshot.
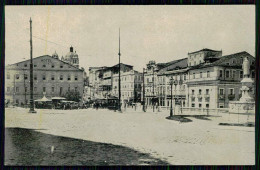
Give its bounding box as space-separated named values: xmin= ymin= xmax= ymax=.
xmin=13 ymin=74 xmax=15 ymax=106
xmin=118 ymin=28 xmax=122 ymax=112
xmin=143 ymin=68 xmax=146 ymax=112
xmin=29 ymin=18 xmax=36 ymax=113
xmin=23 ymin=69 xmax=27 ymax=107
xmin=152 ymin=67 xmax=155 ymax=112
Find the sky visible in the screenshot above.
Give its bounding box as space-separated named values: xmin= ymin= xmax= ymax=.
xmin=5 ymin=5 xmax=255 ymax=73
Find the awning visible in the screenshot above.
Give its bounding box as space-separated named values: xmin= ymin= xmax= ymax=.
xmin=51 ymin=97 xmax=66 ymax=100
xmin=35 ymin=96 xmax=52 ymax=102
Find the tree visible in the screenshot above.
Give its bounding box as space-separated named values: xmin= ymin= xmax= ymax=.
xmin=63 ymin=90 xmax=81 ymax=102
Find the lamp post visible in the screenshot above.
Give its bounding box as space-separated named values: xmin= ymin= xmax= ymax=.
xmin=143 ymin=68 xmax=146 ymax=112
xmin=22 ymin=68 xmax=27 ymax=107
xmin=152 ymin=67 xmax=155 ymax=112
xmin=118 ymin=28 xmax=122 ymax=112
xmin=169 ymin=77 xmax=174 ymax=117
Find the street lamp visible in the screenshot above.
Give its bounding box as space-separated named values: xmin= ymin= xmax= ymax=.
xmin=169 ymin=77 xmax=174 ymax=117
xmin=142 ymin=68 xmax=146 ymax=112
xmin=152 ymin=67 xmax=155 ymax=112
xmin=169 ymin=76 xmax=178 ymax=117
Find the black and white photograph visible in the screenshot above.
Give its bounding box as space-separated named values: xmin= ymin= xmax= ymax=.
xmin=4 ymin=5 xmax=255 ymax=165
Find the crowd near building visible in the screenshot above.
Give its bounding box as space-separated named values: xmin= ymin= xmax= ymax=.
xmin=5 ymin=46 xmax=86 ymax=106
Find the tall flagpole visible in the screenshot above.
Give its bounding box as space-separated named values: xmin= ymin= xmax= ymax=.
xmin=29 ymin=18 xmax=36 ymax=113
xmin=118 ymin=28 xmax=122 ymax=112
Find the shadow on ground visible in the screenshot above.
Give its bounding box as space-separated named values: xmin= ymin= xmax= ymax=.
xmin=219 ymin=122 xmax=255 ymax=127
xmin=166 ymin=115 xmax=216 ymax=123
xmin=5 ymin=128 xmax=168 ymax=166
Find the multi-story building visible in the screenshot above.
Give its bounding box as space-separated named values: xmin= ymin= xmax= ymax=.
xmin=186 ymin=50 xmax=255 ymax=109
xmin=112 ymin=69 xmax=142 ymax=103
xmin=87 ymin=63 xmax=142 ymax=103
xmin=5 ymin=47 xmax=85 ymax=106
xmin=157 ymin=58 xmax=188 ymax=108
xmin=88 ymin=66 xmax=108 ymax=99
xmin=142 ymin=49 xmax=255 ymax=110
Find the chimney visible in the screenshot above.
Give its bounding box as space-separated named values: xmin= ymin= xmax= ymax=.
xmin=70 ymin=46 xmax=73 ymax=52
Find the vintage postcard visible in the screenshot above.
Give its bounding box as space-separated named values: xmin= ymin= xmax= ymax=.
xmin=4 ymin=5 xmax=255 ymax=165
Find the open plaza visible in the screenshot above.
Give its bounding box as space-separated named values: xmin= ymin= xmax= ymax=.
xmin=5 ymin=107 xmax=255 ymax=165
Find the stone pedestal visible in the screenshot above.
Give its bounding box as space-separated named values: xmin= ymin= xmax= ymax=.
xmin=229 ymin=57 xmax=255 ymax=114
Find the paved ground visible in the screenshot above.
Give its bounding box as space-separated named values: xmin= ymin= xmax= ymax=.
xmin=5 ymin=107 xmax=255 ymax=165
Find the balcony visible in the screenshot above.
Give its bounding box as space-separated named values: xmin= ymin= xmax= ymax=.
xmin=219 ymin=94 xmax=225 ymax=100
xmin=228 ymin=94 xmax=235 ymax=100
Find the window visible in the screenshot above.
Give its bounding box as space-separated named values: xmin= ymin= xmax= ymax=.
xmin=16 ymin=87 xmax=19 ymax=92
xmin=199 ymin=104 xmax=202 ymax=108
xmin=226 ymin=70 xmax=230 ymax=78
xmin=192 ymin=90 xmax=195 ymax=95
xmin=43 ymin=75 xmax=46 ymax=80
xmin=200 ymin=72 xmax=202 ymax=78
xmin=60 ymin=75 xmax=63 ymax=80
xmin=7 ymin=87 xmax=10 ymax=92
xmin=60 ymin=87 xmax=63 ymax=95
xmin=207 ymin=71 xmax=210 ymax=78
xmin=43 ymin=87 xmax=46 ymax=92
xmin=34 ymin=75 xmax=37 ymax=80
xmin=232 ymin=70 xmax=236 ymax=78
xmin=219 ymin=88 xmax=224 ymax=95
xmin=240 ymin=71 xmax=243 ymax=78
xmin=193 ymin=73 xmax=195 ymax=79
xmin=75 ymin=75 xmax=78 ymax=81
xmin=60 ymin=65 xmax=63 ymax=68
xmin=199 ymin=89 xmax=202 ymax=95
xmin=206 ymin=104 xmax=209 ymax=108
xmin=7 ymin=73 xmax=10 ymax=79
xmin=43 ymin=64 xmax=46 ymax=68
xmin=34 ymin=64 xmax=37 ymax=67
xmin=184 ymin=74 xmax=186 ymax=80
xmin=52 ymin=87 xmax=54 ymax=92
xmin=24 ymin=64 xmax=27 ymax=67
xmin=219 ymin=70 xmax=223 ymax=78
xmin=24 ymin=74 xmax=28 ymax=80
xmin=192 ymin=103 xmax=195 ymax=107
xmin=52 ymin=64 xmax=55 ymax=68
xmin=252 ymin=71 xmax=255 ymax=78
xmin=219 ymin=104 xmax=224 ymax=108
xmin=16 ymin=99 xmax=19 ymax=105
xmin=226 ymin=63 xmax=230 ymax=66
xmin=229 ymin=88 xmax=234 ymax=95
xmin=51 ymin=75 xmax=55 ymax=80
xmin=206 ymin=89 xmax=209 ymax=95
xmin=16 ymin=74 xmax=20 ymax=80
xmin=25 ymin=87 xmax=27 ymax=92
xmin=34 ymin=87 xmax=37 ymax=92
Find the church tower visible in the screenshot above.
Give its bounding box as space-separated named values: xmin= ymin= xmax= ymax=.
xmin=64 ymin=46 xmax=79 ymax=68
